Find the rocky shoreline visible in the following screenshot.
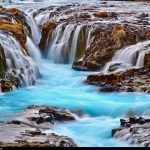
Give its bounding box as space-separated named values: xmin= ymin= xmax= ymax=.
xmin=86 ymin=67 xmax=150 ymax=93
xmin=112 ymin=116 xmax=150 ymax=147
xmin=0 ymin=105 xmax=86 ymax=147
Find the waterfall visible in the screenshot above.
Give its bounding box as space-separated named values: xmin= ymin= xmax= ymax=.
xmin=47 ymin=23 xmax=72 ymax=63
xmin=25 ymin=10 xmax=42 ymax=45
xmin=69 ymin=25 xmax=83 ymax=63
xmin=46 ymin=23 xmax=93 ymax=64
xmin=0 ymin=31 xmax=40 ymax=86
xmin=26 ymin=36 xmax=42 ymax=64
xmin=86 ymin=27 xmax=93 ymax=49
xmin=103 ymin=40 xmax=150 ymax=73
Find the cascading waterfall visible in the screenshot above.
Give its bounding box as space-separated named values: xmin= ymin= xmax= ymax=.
xmin=26 ymin=36 xmax=41 ymax=64
xmin=103 ymin=40 xmax=150 ymax=73
xmin=47 ymin=23 xmax=70 ymax=63
xmin=86 ymin=27 xmax=93 ymax=49
xmin=46 ymin=23 xmax=93 ymax=64
xmin=34 ymin=6 xmax=59 ymax=26
xmin=69 ymin=24 xmax=83 ymax=63
xmin=0 ymin=31 xmax=41 ymax=86
xmin=25 ymin=10 xmax=42 ymax=45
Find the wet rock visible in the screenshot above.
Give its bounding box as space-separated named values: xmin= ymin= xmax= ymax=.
xmin=0 ymin=80 xmax=13 ymax=92
xmin=137 ymin=13 xmax=149 ymax=19
xmin=0 ymin=105 xmax=81 ymax=147
xmin=100 ymin=85 xmax=119 ymax=92
xmin=112 ymin=128 xmax=123 ymax=137
xmin=28 ymin=105 xmax=76 ymax=122
xmin=0 ymin=20 xmax=26 ymax=49
xmin=112 ymin=116 xmax=150 ymax=147
xmin=94 ymin=12 xmax=109 ymax=18
xmin=73 ymin=23 xmax=150 ymax=71
xmin=0 ymin=133 xmax=77 ymax=147
xmin=86 ymin=68 xmax=150 ymax=93
xmin=7 ymin=8 xmax=22 ymax=15
xmin=39 ymin=22 xmax=57 ymax=52
xmin=144 ymin=53 xmax=150 ymax=67
xmin=48 ymin=133 xmax=77 ymax=147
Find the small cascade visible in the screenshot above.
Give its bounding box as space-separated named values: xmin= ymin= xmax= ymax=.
xmin=69 ymin=24 xmax=83 ymax=63
xmin=46 ymin=23 xmax=93 ymax=64
xmin=0 ymin=31 xmax=41 ymax=86
xmin=86 ymin=27 xmax=93 ymax=49
xmin=34 ymin=7 xmax=58 ymax=26
xmin=47 ymin=23 xmax=72 ymax=63
xmin=103 ymin=40 xmax=150 ymax=73
xmin=25 ymin=10 xmax=42 ymax=45
xmin=26 ymin=36 xmax=42 ymax=64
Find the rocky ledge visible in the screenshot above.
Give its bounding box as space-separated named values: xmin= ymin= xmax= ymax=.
xmin=0 ymin=105 xmax=86 ymax=147
xmin=112 ymin=116 xmax=150 ymax=147
xmin=86 ymin=67 xmax=150 ymax=93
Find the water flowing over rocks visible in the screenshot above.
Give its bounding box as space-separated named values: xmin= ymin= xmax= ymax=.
xmin=112 ymin=116 xmax=150 ymax=147
xmin=0 ymin=7 xmax=41 ymax=92
xmin=34 ymin=2 xmax=149 ymax=64
xmin=0 ymin=105 xmax=83 ymax=147
xmin=86 ymin=68 xmax=150 ymax=93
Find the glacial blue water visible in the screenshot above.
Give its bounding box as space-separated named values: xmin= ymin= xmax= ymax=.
xmin=0 ymin=59 xmax=150 ymax=146
xmin=1 ymin=0 xmax=150 ymax=147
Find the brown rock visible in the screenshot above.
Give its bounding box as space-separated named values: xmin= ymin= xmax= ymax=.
xmin=7 ymin=8 xmax=22 ymax=15
xmin=111 ymin=25 xmax=126 ymax=47
xmin=94 ymin=12 xmax=108 ymax=18
xmin=39 ymin=22 xmax=57 ymax=52
xmin=0 ymin=20 xmax=27 ymax=49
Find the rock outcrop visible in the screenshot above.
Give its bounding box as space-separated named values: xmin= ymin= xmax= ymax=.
xmin=0 ymin=105 xmax=84 ymax=147
xmin=0 ymin=20 xmax=27 ymax=49
xmin=86 ymin=68 xmax=150 ymax=93
xmin=73 ymin=24 xmax=150 ymax=71
xmin=112 ymin=116 xmax=150 ymax=147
